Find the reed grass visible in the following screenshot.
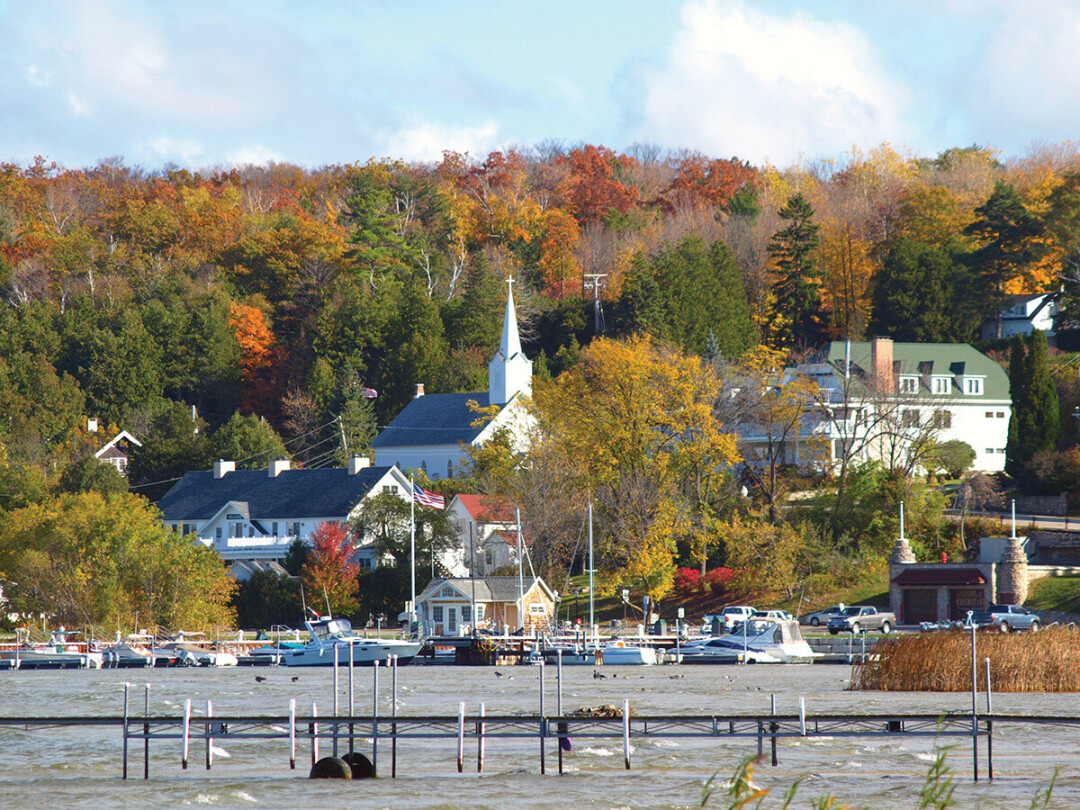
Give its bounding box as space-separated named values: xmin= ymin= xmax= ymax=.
xmin=851 ymin=626 xmax=1080 ymax=692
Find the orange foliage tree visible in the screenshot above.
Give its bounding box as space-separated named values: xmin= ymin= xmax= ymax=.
xmin=558 ymin=145 xmax=641 ymax=225
xmin=229 ymin=302 xmax=277 ymax=414
xmin=301 ymin=521 xmax=360 ymax=617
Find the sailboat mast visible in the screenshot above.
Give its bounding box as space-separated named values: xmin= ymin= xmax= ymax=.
xmin=588 ymin=500 xmax=594 ymax=644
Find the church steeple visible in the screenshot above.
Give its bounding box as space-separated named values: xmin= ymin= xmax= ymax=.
xmin=488 ymin=277 xmax=532 ymax=406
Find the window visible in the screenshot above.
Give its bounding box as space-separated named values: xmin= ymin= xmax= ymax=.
xmin=448 ymin=460 xmax=453 ymax=478
xmin=932 ymin=377 xmax=950 ymax=395
xmin=902 ymin=409 xmax=920 ymax=428
xmin=233 ymin=523 xmax=243 ymax=538
xmin=359 ymin=558 xmax=371 ymax=569
xmin=485 ymin=549 xmax=495 ymax=567
xmin=900 ymin=376 xmax=917 ymax=393
xmin=441 ymin=586 xmax=456 ymax=598
xmin=292 ymin=522 xmax=301 ymax=537
xmin=964 ymin=378 xmax=983 ymax=395
xmin=997 ymin=412 xmax=1005 ymax=418
xmin=476 ymin=604 xmax=485 ymax=619
xmin=461 ymin=606 xmax=471 ymax=623
xmin=272 ymin=522 xmax=278 ymax=536
xmin=932 ymin=410 xmax=952 ymax=429
xmin=216 ymin=527 xmax=222 ymax=539
xmin=248 ymin=525 xmax=255 ymax=537
xmin=433 ymin=606 xmax=444 ymax=622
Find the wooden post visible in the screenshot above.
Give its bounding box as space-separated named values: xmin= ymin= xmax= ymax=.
xmin=143 ymin=683 xmax=150 ymax=780
xmin=457 ymin=702 xmax=465 ymax=773
xmin=311 ymin=702 xmax=318 ymax=767
xmin=622 ymin=699 xmax=631 ymax=770
xmin=539 ymin=661 xmax=546 ymax=774
xmin=181 ymin=699 xmax=191 ymax=770
xmin=289 ymin=699 xmax=296 ymax=770
xmin=372 ymin=659 xmax=380 ymax=777
xmin=392 ymin=655 xmax=398 ymax=778
xmin=332 ymin=644 xmax=339 ymax=758
xmin=205 ymin=700 xmax=213 ymax=770
xmin=477 ymin=702 xmax=485 ymax=773
xmin=122 ymin=682 xmax=129 ymax=780
xmin=985 ymin=656 xmax=993 ymax=780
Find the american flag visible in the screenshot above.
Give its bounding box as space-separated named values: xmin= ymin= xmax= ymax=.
xmin=412 ymin=484 xmax=445 ymax=509
xmin=363 ymin=387 xmax=378 ymax=399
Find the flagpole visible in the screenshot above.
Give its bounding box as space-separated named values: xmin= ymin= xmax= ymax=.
xmin=410 ymin=476 xmax=416 ymax=638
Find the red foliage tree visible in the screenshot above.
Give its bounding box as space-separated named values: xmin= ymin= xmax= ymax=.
xmin=301 ymin=521 xmax=360 ymax=618
xmin=558 ymin=145 xmax=642 ymax=225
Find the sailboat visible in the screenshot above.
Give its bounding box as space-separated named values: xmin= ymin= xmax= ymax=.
xmin=544 ymin=502 xmax=657 ymax=666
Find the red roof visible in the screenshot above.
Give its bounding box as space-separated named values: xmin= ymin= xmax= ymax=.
xmin=893 ymin=568 xmax=987 ymax=586
xmin=455 ymin=494 xmax=516 ymax=523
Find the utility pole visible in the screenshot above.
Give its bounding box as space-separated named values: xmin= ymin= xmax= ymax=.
xmin=583 ymin=274 xmax=607 ymax=335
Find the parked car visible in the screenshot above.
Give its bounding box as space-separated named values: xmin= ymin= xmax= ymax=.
xmin=801 ymin=606 xmax=846 ymax=627
xmin=969 ymin=604 xmax=1041 ymax=633
xmin=752 ymin=610 xmax=793 ymax=622
xmin=710 ymin=606 xmax=756 ymax=633
xmin=827 ymin=606 xmax=897 ymax=635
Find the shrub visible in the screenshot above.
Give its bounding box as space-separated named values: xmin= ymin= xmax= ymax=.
xmin=673 ymin=567 xmax=701 ymax=596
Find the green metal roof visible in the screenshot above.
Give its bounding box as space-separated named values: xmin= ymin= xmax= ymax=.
xmin=817 ymin=342 xmax=1010 ymax=401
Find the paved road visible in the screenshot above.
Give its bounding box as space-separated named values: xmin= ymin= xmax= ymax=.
xmin=944 ymin=508 xmax=1080 ymax=532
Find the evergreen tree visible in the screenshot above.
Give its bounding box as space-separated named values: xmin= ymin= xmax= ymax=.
xmin=210 ymin=412 xmax=288 ymax=469
xmin=871 ymin=238 xmax=973 ymax=342
xmin=331 ymin=362 xmax=378 ymax=461
xmin=1006 ymin=330 xmax=1059 ymax=481
xmin=964 ymin=180 xmax=1044 ymax=337
xmin=768 ymin=193 xmax=824 ymax=347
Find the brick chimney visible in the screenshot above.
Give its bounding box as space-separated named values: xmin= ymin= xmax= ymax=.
xmin=871 ymin=336 xmax=894 ymax=391
xmin=268 ymin=459 xmax=290 ymax=478
xmin=414 ymin=383 xmax=425 ymax=398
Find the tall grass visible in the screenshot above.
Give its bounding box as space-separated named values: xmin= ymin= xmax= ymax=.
xmin=852 ymin=626 xmax=1080 ymax=692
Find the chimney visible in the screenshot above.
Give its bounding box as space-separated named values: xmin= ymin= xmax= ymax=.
xmin=213 ymin=460 xmax=235 ymax=479
xmin=268 ymin=459 xmax=291 ymax=478
xmin=348 ymin=456 xmax=371 ymax=475
xmin=87 ymin=417 xmax=99 ymax=433
xmin=871 ymin=336 xmax=894 ymax=391
xmin=414 ymin=383 xmax=425 ymax=399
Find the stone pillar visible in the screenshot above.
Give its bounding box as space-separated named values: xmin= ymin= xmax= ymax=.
xmin=996 ymin=536 xmax=1029 ymax=605
xmin=888 ymin=536 xmax=917 ymax=621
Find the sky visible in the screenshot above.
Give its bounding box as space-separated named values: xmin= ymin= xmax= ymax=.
xmin=1 ymin=0 xmax=1079 ymax=172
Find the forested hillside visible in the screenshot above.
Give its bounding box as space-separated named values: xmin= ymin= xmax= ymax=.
xmin=2 ymin=142 xmax=1080 ymax=628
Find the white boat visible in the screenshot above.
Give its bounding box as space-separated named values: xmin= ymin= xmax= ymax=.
xmin=172 ymin=645 xmax=239 ymax=667
xmin=0 ymin=629 xmax=104 ymax=669
xmin=100 ymin=642 xmax=154 ymax=668
xmin=544 ymin=639 xmax=657 ymax=666
xmin=677 ymin=619 xmax=815 ymax=664
xmin=281 ymin=617 xmax=422 ymax=667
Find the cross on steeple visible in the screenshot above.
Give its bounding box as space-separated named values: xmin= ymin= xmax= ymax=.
xmin=506 ymin=275 xmax=514 ymax=295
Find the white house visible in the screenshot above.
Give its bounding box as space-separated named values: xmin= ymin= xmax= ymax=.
xmin=414 ymin=576 xmax=556 ymax=636
xmin=980 ymin=293 xmax=1058 ymax=342
xmin=157 ymin=457 xmax=412 ymax=566
xmin=93 ymin=429 xmax=142 ymax=477
xmin=783 ymin=338 xmax=1012 ymax=473
xmin=372 ymin=283 xmax=536 ymax=478
xmin=445 ymin=494 xmax=521 ymax=577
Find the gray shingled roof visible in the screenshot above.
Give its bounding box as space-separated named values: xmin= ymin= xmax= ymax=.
xmin=157 ymin=466 xmax=392 ymax=521
xmin=417 ymin=576 xmax=551 ymax=602
xmin=372 ymin=392 xmax=491 ymax=449
xmin=819 ymin=342 xmax=1010 ymax=401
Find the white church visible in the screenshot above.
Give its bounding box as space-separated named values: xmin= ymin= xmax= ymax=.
xmin=371 ymin=282 xmax=536 ymax=479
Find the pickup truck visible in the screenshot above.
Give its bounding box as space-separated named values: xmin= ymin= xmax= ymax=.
xmin=827 ymin=606 xmax=897 ymax=635
xmin=969 ymin=604 xmax=1041 ymax=633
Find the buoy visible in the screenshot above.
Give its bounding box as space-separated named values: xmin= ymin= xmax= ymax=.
xmin=309 ymin=756 xmax=352 ymax=779
xmin=343 ymin=751 xmax=375 ymax=779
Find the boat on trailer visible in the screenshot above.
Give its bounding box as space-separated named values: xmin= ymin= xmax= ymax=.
xmin=280 ymin=616 xmax=422 ymax=667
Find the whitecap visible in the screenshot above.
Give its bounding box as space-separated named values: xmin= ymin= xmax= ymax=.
xmin=231 ymin=790 xmax=257 ymax=803
xmin=210 ymin=745 xmax=231 ymax=758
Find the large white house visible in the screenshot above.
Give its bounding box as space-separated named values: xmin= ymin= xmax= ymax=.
xmin=157 ymin=457 xmax=412 ymax=566
xmin=782 ymin=338 xmax=1011 ymax=473
xmin=444 ymin=494 xmax=521 ymax=577
xmin=372 ymin=283 xmax=536 ymax=478
xmin=980 ymin=293 xmax=1058 ymax=342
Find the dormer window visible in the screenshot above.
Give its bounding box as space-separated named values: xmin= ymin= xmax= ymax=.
xmin=899 ymin=376 xmax=918 ymax=394
xmin=964 ymin=377 xmax=983 ymax=395
xmin=932 ymin=376 xmax=950 ymax=395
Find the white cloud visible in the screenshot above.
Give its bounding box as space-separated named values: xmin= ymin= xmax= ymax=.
xmin=225 ymin=145 xmax=286 ymax=168
xmin=383 ymin=120 xmax=501 ymax=164
xmin=142 ymin=136 xmax=205 ymax=166
xmin=67 ymin=93 xmax=90 ymax=117
xmin=962 ymin=0 xmax=1080 ymax=148
xmin=636 ymin=0 xmax=909 ymax=165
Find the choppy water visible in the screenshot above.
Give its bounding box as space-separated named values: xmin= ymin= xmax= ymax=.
xmin=0 ymin=663 xmax=1077 ymax=809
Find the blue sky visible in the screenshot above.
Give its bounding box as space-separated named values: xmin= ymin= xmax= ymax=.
xmin=2 ymin=0 xmax=1078 ymax=170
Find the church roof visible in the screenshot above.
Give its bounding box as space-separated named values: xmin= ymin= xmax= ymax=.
xmin=158 ymin=465 xmax=393 ymax=521
xmin=372 ymin=391 xmax=493 ymax=449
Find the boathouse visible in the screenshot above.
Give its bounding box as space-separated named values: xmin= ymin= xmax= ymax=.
xmin=415 ymin=576 xmax=555 ymax=636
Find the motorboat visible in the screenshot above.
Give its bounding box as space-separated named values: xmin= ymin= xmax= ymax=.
xmin=100 ymin=642 xmax=154 ymax=668
xmin=543 ymin=639 xmax=657 ymax=666
xmin=0 ymin=629 xmax=104 ymax=669
xmin=280 ymin=616 xmax=422 ymax=667
xmin=677 ymin=619 xmax=815 ymax=664
xmin=173 ymin=645 xmax=239 ymax=667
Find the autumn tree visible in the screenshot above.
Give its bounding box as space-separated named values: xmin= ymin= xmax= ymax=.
xmin=768 ymin=193 xmax=825 ymax=347
xmin=229 ymin=302 xmax=278 ymax=415
xmin=301 ymin=521 xmax=360 ymax=618
xmin=0 ymin=491 xmax=236 ymax=631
